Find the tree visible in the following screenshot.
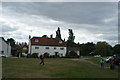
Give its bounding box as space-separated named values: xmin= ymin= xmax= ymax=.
xmin=79 ymin=42 xmax=95 ymax=56
xmin=94 ymin=41 xmax=113 ymax=56
xmin=67 ymin=29 xmax=76 ymax=47
xmin=113 ymin=44 xmax=120 ymax=54
xmin=56 ymin=27 xmax=61 ymax=39
xmin=24 ymin=42 xmax=27 ymax=46
xmin=7 ymin=38 xmax=15 ymax=47
xmin=44 ymin=53 xmax=50 ymax=58
xmin=16 ymin=42 xmax=19 ymax=46
xmin=42 ymin=35 xmax=48 ymax=38
xmin=67 ymin=40 xmax=78 ymax=47
xmin=68 ymin=29 xmax=75 ymax=42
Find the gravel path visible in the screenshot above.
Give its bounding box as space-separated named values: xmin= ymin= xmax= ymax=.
xmin=70 ymin=58 xmax=110 ymax=69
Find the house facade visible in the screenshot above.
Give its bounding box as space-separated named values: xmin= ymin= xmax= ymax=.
xmin=0 ymin=37 xmax=11 ymax=57
xmin=28 ymin=36 xmax=67 ymax=57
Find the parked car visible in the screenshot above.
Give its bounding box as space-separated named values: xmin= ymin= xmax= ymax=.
xmin=94 ymin=55 xmax=101 ymax=57
xmin=0 ymin=54 xmax=6 ymax=58
xmin=114 ymin=54 xmax=120 ymax=65
xmin=104 ymin=54 xmax=120 ymax=65
xmin=104 ymin=56 xmax=112 ymax=63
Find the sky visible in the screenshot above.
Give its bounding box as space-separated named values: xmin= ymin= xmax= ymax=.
xmin=0 ymin=1 xmax=119 ymax=46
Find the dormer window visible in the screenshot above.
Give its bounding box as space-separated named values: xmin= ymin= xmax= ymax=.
xmin=34 ymin=39 xmax=39 ymax=43
xmin=59 ymin=40 xmax=62 ymax=44
xmin=60 ymin=47 xmax=64 ymax=50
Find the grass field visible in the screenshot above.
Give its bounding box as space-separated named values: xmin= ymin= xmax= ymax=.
xmin=2 ymin=57 xmax=119 ymax=78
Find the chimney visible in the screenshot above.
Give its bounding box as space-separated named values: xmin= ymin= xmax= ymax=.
xmin=29 ymin=35 xmax=31 ymax=39
xmin=64 ymin=38 xmax=65 ymax=42
xmin=50 ymin=34 xmax=53 ymax=38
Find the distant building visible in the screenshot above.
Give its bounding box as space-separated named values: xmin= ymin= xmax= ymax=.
xmin=28 ymin=36 xmax=67 ymax=57
xmin=67 ymin=47 xmax=80 ymax=56
xmin=0 ymin=37 xmax=11 ymax=57
xmin=16 ymin=45 xmax=28 ymax=57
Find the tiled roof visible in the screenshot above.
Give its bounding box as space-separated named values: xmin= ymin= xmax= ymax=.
xmin=30 ymin=37 xmax=67 ymax=47
xmin=16 ymin=45 xmax=27 ymax=49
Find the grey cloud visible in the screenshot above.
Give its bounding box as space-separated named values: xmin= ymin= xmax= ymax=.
xmin=2 ymin=2 xmax=118 ymax=46
xmin=2 ymin=24 xmax=18 ymax=32
xmin=102 ymin=35 xmax=118 ymax=41
xmin=2 ymin=2 xmax=118 ymax=39
xmin=2 ymin=2 xmax=118 ymax=26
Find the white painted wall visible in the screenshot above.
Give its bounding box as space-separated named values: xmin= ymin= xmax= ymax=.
xmin=30 ymin=45 xmax=67 ymax=57
xmin=28 ymin=39 xmax=31 ymax=54
xmin=0 ymin=38 xmax=11 ymax=57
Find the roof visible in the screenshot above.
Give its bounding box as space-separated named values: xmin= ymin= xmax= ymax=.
xmin=0 ymin=37 xmax=9 ymax=45
xmin=16 ymin=45 xmax=28 ymax=49
xmin=30 ymin=37 xmax=67 ymax=47
xmin=67 ymin=47 xmax=80 ymax=51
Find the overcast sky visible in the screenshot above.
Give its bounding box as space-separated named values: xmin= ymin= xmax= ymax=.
xmin=0 ymin=2 xmax=118 ymax=46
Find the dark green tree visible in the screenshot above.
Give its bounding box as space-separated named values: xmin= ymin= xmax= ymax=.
xmin=79 ymin=42 xmax=95 ymax=56
xmin=56 ymin=27 xmax=61 ymax=39
xmin=67 ymin=29 xmax=76 ymax=47
xmin=42 ymin=35 xmax=48 ymax=38
xmin=94 ymin=41 xmax=113 ymax=56
xmin=113 ymin=44 xmax=120 ymax=54
xmin=7 ymin=38 xmax=15 ymax=47
xmin=68 ymin=29 xmax=75 ymax=42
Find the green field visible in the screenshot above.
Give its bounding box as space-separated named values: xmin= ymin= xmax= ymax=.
xmin=2 ymin=57 xmax=119 ymax=78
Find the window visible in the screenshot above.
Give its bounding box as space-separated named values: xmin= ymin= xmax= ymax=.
xmin=61 ymin=54 xmax=63 ymax=56
xmin=46 ymin=47 xmax=49 ymax=49
xmin=35 ymin=47 xmax=39 ymax=49
xmin=34 ymin=39 xmax=39 ymax=43
xmin=60 ymin=47 xmax=64 ymax=50
xmin=59 ymin=40 xmax=63 ymax=44
xmin=54 ymin=47 xmax=56 ymax=50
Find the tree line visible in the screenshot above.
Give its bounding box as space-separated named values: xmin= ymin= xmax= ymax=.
xmin=63 ymin=28 xmax=120 ymax=57
xmin=6 ymin=28 xmax=120 ymax=57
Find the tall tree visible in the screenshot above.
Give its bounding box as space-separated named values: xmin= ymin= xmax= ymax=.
xmin=56 ymin=27 xmax=61 ymax=39
xmin=94 ymin=41 xmax=113 ymax=56
xmin=68 ymin=29 xmax=75 ymax=42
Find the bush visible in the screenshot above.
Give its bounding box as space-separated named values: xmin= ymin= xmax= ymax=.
xmin=31 ymin=53 xmax=38 ymax=58
xmin=44 ymin=53 xmax=50 ymax=58
xmin=49 ymin=55 xmax=60 ymax=58
xmin=27 ymin=54 xmax=31 ymax=58
xmin=66 ymin=51 xmax=79 ymax=58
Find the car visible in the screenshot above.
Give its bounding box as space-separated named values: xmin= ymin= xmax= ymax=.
xmin=0 ymin=54 xmax=6 ymax=58
xmin=104 ymin=56 xmax=112 ymax=63
xmin=114 ymin=54 xmax=120 ymax=65
xmin=94 ymin=55 xmax=101 ymax=57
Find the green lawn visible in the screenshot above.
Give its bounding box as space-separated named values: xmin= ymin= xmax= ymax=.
xmin=2 ymin=57 xmax=119 ymax=78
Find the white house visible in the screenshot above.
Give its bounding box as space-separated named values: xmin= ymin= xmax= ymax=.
xmin=28 ymin=36 xmax=67 ymax=57
xmin=0 ymin=37 xmax=11 ymax=57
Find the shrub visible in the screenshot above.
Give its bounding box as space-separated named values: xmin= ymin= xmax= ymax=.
xmin=44 ymin=53 xmax=50 ymax=58
xmin=49 ymin=55 xmax=60 ymax=58
xmin=31 ymin=53 xmax=38 ymax=58
xmin=27 ymin=54 xmax=31 ymax=58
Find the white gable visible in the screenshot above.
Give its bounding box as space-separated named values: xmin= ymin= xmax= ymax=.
xmin=0 ymin=37 xmax=11 ymax=57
